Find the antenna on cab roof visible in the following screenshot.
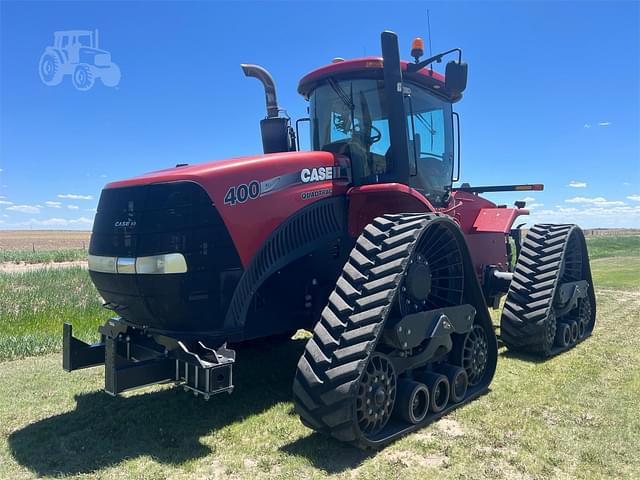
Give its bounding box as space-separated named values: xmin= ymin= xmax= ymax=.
xmin=427 ymin=9 xmax=434 ymax=74
xmin=427 ymin=9 xmax=434 ymax=57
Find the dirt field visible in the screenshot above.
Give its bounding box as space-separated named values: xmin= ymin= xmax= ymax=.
xmin=0 ymin=231 xmax=91 ymax=251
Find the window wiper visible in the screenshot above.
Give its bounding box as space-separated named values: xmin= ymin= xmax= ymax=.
xmin=328 ymin=78 xmax=354 ymax=111
xmin=415 ymin=112 xmax=436 ymax=135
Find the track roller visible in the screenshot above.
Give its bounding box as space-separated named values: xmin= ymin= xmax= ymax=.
xmin=292 ymin=213 xmax=497 ymax=448
xmin=436 ymin=364 xmax=468 ymax=404
xmin=417 ymin=372 xmax=450 ymax=413
xmin=555 ymin=323 xmax=571 ymax=348
xmin=500 ymin=224 xmax=596 ymax=357
xmin=393 ymin=379 xmax=430 ymax=424
xmin=569 ymin=321 xmax=579 ymax=344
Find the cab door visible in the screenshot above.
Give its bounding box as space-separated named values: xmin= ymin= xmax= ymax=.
xmin=405 ymin=87 xmax=455 ymax=208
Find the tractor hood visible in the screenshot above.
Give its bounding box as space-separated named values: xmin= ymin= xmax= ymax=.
xmin=103 ymin=150 xmax=351 ymax=266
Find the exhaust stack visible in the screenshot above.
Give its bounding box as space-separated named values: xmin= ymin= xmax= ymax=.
xmin=241 ymin=64 xmax=280 ymax=118
xmin=242 ymin=64 xmax=294 ymax=154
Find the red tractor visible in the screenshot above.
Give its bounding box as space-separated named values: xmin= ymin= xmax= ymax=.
xmin=64 ymin=31 xmax=595 ymax=449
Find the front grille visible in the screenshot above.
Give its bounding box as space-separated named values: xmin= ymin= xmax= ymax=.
xmin=89 ymin=181 xmax=243 ymax=333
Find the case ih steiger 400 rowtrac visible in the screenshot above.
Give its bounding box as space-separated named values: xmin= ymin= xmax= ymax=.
xmin=64 ymin=31 xmax=596 ymax=448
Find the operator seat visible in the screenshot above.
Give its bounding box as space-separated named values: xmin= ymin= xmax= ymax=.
xmin=322 ymin=138 xmax=371 ymax=186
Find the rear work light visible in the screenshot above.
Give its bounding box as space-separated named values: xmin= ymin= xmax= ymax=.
xmin=88 ymin=253 xmax=188 ymax=274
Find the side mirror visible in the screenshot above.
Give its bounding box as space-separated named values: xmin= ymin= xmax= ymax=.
xmin=445 ymin=61 xmax=468 ymax=97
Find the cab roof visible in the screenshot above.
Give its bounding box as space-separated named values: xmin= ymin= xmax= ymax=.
xmin=298 ymin=56 xmax=453 ymax=101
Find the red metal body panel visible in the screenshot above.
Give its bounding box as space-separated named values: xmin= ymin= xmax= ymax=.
xmin=473 ymin=208 xmax=529 ymax=233
xmin=106 ymin=151 xmax=350 ymax=267
xmin=298 ymin=57 xmax=445 ymax=97
xmin=347 ymin=183 xmax=434 ymax=237
xmin=442 ymin=191 xmax=529 ymax=276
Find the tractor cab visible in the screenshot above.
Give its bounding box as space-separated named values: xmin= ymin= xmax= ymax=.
xmin=298 ymin=35 xmax=467 ymax=207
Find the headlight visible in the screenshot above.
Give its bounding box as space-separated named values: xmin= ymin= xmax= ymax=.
xmin=88 ymin=255 xmax=117 ymax=273
xmin=88 ymin=253 xmax=187 ymax=274
xmin=136 ymin=253 xmax=188 ymax=274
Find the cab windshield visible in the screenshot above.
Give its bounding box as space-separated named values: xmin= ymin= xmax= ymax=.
xmin=309 ymin=78 xmax=453 ymax=205
xmin=310 ymin=79 xmax=391 ymax=183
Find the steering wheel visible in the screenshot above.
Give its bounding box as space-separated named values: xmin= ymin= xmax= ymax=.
xmin=353 ymin=124 xmax=382 ymax=146
xmin=369 ymin=124 xmax=382 ymax=144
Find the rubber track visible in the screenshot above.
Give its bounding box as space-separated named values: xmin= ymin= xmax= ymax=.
xmin=500 ymin=223 xmax=592 ymax=356
xmin=292 ymin=213 xmax=453 ymax=448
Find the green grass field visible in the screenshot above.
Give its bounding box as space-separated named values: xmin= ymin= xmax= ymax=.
xmin=0 ymin=235 xmax=638 ymax=479
xmin=0 ymin=268 xmax=108 ymax=360
xmin=0 ymin=249 xmax=87 ymax=264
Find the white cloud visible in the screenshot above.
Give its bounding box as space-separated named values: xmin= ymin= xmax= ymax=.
xmin=583 ymin=124 xmax=591 ymax=129
xmin=6 ymin=204 xmax=41 ymax=214
xmin=100 ymin=174 xmax=108 ymax=178
xmin=10 ymin=216 xmax=94 ymax=227
xmin=568 ymin=180 xmax=587 ymax=188
xmin=0 ymin=200 xmax=13 ymax=205
xmin=84 ymin=208 xmax=97 ymax=213
xmin=39 ymin=217 xmax=93 ymax=226
xmin=57 ymin=194 xmax=94 ymax=200
xmin=531 ymin=204 xmax=640 ymax=226
xmin=67 ymin=205 xmax=80 ymax=210
xmin=520 ymin=196 xmax=536 ymax=202
xmin=627 ymin=195 xmax=640 ymax=202
xmin=45 ymin=201 xmax=62 ymax=208
xmin=565 ymin=196 xmax=625 ymax=207
xmin=527 ymin=203 xmax=544 ymax=209
xmin=0 ymin=168 xmax=3 ymax=172
xmin=598 ymin=122 xmax=612 ymax=127
xmin=623 ymin=182 xmax=631 ymax=186
xmin=1 ymin=214 xmax=7 ymax=218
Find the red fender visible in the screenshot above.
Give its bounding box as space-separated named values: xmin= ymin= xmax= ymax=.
xmin=347 ymin=183 xmax=434 ymax=237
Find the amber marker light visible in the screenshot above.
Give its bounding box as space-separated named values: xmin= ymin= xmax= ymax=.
xmin=411 ymin=37 xmax=425 ymax=62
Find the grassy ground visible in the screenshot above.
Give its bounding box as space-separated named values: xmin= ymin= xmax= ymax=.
xmin=0 ymin=249 xmax=87 ymax=264
xmin=585 ymin=234 xmax=640 ymax=259
xmin=0 ymin=236 xmax=638 ymax=479
xmin=0 ymin=268 xmax=108 ymax=360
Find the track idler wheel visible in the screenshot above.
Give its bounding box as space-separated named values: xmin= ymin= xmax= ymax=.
xmin=555 ymin=323 xmax=571 ymax=348
xmin=460 ymin=324 xmax=490 ymax=386
xmin=578 ymin=318 xmax=586 ymax=339
xmin=355 ymin=353 xmax=397 ymax=437
xmin=436 ymin=364 xmax=468 ymax=404
xmin=578 ymin=297 xmax=593 ymax=339
xmin=417 ymin=372 xmax=450 ymax=413
xmin=393 ymin=379 xmax=430 ymax=424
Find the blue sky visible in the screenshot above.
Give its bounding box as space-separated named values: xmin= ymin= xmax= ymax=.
xmin=0 ymin=0 xmax=638 ymax=229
